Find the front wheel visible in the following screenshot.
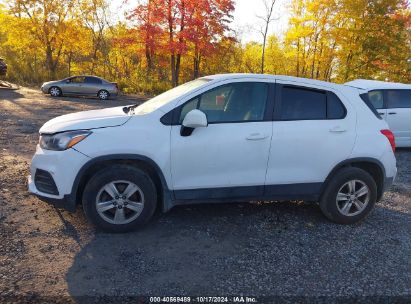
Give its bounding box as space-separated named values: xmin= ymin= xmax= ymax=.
xmin=97 ymin=90 xmax=109 ymax=100
xmin=320 ymin=167 xmax=377 ymax=224
xmin=49 ymin=86 xmax=61 ymax=97
xmin=82 ymin=165 xmax=157 ymax=232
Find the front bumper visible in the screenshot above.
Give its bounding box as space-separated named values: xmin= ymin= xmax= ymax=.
xmin=28 ymin=145 xmax=90 ymax=211
xmin=28 ymin=175 xmax=77 ymax=211
xmin=40 ymin=86 xmax=49 ymax=94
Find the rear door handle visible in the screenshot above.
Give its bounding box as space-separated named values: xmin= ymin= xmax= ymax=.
xmin=246 ymin=133 xmax=269 ymax=140
xmin=329 ymin=127 xmax=346 ymax=133
xmin=388 ymin=112 xmax=397 ymax=115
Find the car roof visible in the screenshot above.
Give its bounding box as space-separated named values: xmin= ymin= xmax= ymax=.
xmin=202 ymin=74 xmax=346 ymax=90
xmin=70 ymin=75 xmax=102 ymax=79
xmin=345 ymin=79 xmax=411 ymax=90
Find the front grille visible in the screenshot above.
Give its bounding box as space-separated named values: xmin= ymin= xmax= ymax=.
xmin=34 ymin=169 xmax=59 ymax=195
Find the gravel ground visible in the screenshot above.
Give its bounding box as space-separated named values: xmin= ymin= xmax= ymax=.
xmin=0 ymin=88 xmax=410 ymax=302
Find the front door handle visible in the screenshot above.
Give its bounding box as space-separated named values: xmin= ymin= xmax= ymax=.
xmin=329 ymin=126 xmax=347 ymax=133
xmin=378 ymin=112 xmax=385 ymax=115
xmin=246 ymin=133 xmax=268 ymax=140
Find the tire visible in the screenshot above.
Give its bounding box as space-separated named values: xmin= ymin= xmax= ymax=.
xmin=82 ymin=165 xmax=157 ymax=232
xmin=49 ymin=86 xmax=62 ymax=97
xmin=97 ymin=90 xmax=109 ymax=100
xmin=320 ymin=167 xmax=377 ymax=224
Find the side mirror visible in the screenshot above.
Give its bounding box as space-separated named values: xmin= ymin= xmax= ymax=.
xmin=181 ymin=109 xmax=207 ymax=136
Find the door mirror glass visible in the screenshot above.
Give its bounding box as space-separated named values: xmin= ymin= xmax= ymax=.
xmin=182 ymin=109 xmax=208 ymax=128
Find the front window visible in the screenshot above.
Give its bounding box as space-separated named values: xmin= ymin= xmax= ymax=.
xmin=134 ymin=79 xmax=210 ymax=115
xmin=69 ymin=76 xmax=85 ymax=83
xmin=179 ymin=82 xmax=269 ymax=123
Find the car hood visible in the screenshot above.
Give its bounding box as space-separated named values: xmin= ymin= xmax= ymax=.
xmin=40 ymin=106 xmax=131 ymax=134
xmin=42 ymin=80 xmax=61 ymax=87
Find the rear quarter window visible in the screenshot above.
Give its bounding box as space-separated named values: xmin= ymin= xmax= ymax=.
xmin=368 ymin=90 xmax=384 ymax=109
xmin=360 ymin=93 xmax=382 ymax=119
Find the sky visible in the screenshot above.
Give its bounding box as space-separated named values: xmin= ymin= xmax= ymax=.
xmin=109 ymin=0 xmax=292 ymax=43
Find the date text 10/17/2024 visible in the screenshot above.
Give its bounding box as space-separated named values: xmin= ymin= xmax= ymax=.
xmin=149 ymin=296 xmax=257 ymax=303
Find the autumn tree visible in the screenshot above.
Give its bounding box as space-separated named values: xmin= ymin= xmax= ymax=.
xmin=285 ymin=0 xmax=411 ymax=82
xmin=256 ymin=0 xmax=277 ymax=74
xmin=77 ymin=0 xmax=112 ymax=75
xmin=7 ymin=0 xmax=75 ymax=78
xmin=129 ymin=0 xmax=234 ymax=86
xmin=186 ymin=0 xmax=235 ymax=79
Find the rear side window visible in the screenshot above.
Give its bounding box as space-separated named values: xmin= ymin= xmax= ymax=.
xmin=85 ymin=77 xmax=102 ymax=84
xmin=280 ymin=87 xmax=346 ymax=120
xmin=386 ymin=90 xmax=411 ymax=108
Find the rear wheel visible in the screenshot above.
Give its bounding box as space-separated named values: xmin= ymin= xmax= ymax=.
xmin=320 ymin=167 xmax=377 ymax=224
xmin=97 ymin=90 xmax=109 ymax=100
xmin=49 ymin=86 xmax=61 ymax=97
xmin=82 ymin=165 xmax=157 ymax=232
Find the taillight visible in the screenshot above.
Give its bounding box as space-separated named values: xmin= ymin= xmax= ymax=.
xmin=381 ymin=129 xmax=396 ymax=152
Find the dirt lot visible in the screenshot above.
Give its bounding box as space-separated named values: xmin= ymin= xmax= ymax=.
xmin=0 ymin=87 xmax=410 ymax=302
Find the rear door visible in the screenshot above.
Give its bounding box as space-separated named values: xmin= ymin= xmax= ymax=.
xmin=265 ymin=82 xmax=356 ymax=194
xmin=84 ymin=77 xmax=103 ymax=95
xmin=385 ymin=90 xmax=411 ymax=147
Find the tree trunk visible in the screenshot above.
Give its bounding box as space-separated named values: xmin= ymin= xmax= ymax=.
xmin=175 ymin=53 xmax=181 ymax=86
xmin=261 ymin=31 xmax=267 ymax=74
xmin=170 ymin=54 xmax=177 ymax=87
xmin=45 ymin=44 xmax=56 ymax=79
xmin=193 ymin=45 xmax=201 ymax=79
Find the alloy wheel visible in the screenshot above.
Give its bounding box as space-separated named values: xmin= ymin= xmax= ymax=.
xmin=98 ymin=90 xmax=108 ymax=100
xmin=95 ymin=180 xmax=145 ymax=225
xmin=336 ymin=180 xmax=370 ymax=216
xmin=50 ymin=87 xmax=60 ymax=97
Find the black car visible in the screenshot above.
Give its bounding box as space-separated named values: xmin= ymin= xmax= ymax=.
xmin=0 ymin=58 xmax=7 ymax=76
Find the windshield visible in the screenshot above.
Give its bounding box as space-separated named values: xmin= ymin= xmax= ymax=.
xmin=133 ymin=78 xmax=210 ymax=115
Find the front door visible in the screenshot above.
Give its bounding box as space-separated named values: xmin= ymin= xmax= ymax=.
xmin=64 ymin=76 xmax=85 ymax=94
xmin=170 ymin=82 xmax=273 ymax=200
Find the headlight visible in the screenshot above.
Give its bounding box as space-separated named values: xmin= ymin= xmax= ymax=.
xmin=39 ymin=130 xmax=91 ymax=151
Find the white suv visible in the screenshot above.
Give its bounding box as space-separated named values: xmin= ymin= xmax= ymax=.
xmin=346 ymin=79 xmax=411 ymax=147
xmin=28 ymin=74 xmax=397 ymax=232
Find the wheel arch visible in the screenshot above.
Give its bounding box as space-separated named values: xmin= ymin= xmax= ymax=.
xmin=71 ymin=154 xmax=173 ymax=212
xmin=321 ymin=158 xmax=386 ymax=202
